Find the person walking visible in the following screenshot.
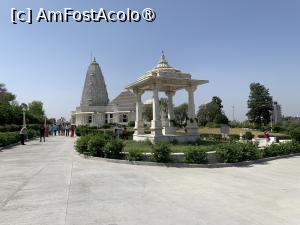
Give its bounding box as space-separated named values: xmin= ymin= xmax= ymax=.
xmin=45 ymin=125 xmax=49 ymax=137
xmin=53 ymin=124 xmax=57 ymax=136
xmin=61 ymin=124 xmax=66 ymax=136
xmin=39 ymin=124 xmax=45 ymax=142
xmin=65 ymin=124 xmax=70 ymax=137
xmin=70 ymin=125 xmax=75 ymax=137
xmin=19 ymin=126 xmax=28 ymax=145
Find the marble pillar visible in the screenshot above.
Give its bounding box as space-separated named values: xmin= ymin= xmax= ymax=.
xmin=151 ymin=83 xmax=162 ymax=136
xmin=133 ymin=89 xmax=145 ymax=135
xmin=186 ymin=86 xmax=198 ymax=135
xmin=163 ymin=91 xmax=176 ymax=135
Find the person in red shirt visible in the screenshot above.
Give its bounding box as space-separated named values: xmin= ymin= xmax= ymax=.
xmin=70 ymin=125 xmax=75 ymax=137
xmin=264 ymin=130 xmax=270 ymax=142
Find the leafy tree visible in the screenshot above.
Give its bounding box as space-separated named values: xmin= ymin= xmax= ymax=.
xmin=247 ymin=83 xmax=273 ymax=128
xmin=197 ymin=104 xmax=209 ymax=126
xmin=197 ymin=96 xmax=229 ymax=126
xmin=143 ymin=104 xmax=152 ymax=122
xmin=0 ymin=83 xmax=15 ymax=104
xmin=0 ymin=83 xmax=7 ymax=92
xmin=0 ymin=84 xmax=45 ymax=125
xmin=174 ymin=103 xmax=188 ymax=127
xmin=0 ymin=84 xmax=17 ymax=124
xmin=28 ymin=101 xmax=45 ymax=123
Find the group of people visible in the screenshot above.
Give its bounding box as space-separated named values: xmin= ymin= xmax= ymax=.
xmin=47 ymin=124 xmax=75 ymax=137
xmin=40 ymin=124 xmax=76 ymax=142
xmin=19 ymin=123 xmax=76 ymax=145
xmin=112 ymin=126 xmax=129 ymax=139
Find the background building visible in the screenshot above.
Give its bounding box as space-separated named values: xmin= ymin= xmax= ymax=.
xmin=71 ymin=58 xmax=136 ymax=127
xmin=272 ymin=101 xmax=282 ymax=124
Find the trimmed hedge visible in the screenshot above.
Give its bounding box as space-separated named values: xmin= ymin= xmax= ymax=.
xmin=75 ymin=133 xmax=125 ymax=159
xmin=0 ymin=129 xmax=38 ymax=147
xmin=257 ymin=134 xmax=291 ymax=140
xmin=228 ymin=134 xmax=240 ymax=141
xmin=263 ymin=142 xmax=300 ymax=158
xmin=0 ymin=132 xmax=20 ymax=147
xmin=216 ymin=142 xmax=261 ymax=163
xmin=184 ymin=146 xmax=208 ymax=164
xmin=75 ymin=126 xmax=134 ymax=139
xmin=199 ymin=133 xmax=222 ymax=141
xmin=0 ymin=124 xmax=40 ymax=132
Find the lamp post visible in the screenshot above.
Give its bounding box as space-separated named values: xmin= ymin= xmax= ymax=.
xmin=22 ymin=108 xmax=26 ymax=128
xmin=270 ymin=113 xmax=273 ymax=132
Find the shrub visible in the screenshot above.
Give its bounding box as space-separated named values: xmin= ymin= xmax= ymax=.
xmin=206 ymin=122 xmax=220 ymax=128
xmin=152 ymin=142 xmax=171 ymax=163
xmin=216 ymin=142 xmax=261 ymax=163
xmin=87 ymin=135 xmax=106 ymax=157
xmin=243 ymin=131 xmax=254 ymax=140
xmin=263 ymin=142 xmax=300 ymax=158
xmin=101 ymin=124 xmax=111 ymax=129
xmin=228 ymin=134 xmax=240 ymax=141
xmin=184 ymin=146 xmax=208 ymax=164
xmin=272 ymin=125 xmax=282 ymax=133
xmin=127 ymin=148 xmax=143 ymax=161
xmin=27 ymin=124 xmax=40 ymax=131
xmin=103 ymin=139 xmax=124 ymax=159
xmin=75 ymin=135 xmax=92 ymax=154
xmin=127 ymin=121 xmax=135 ymax=127
xmin=27 ymin=129 xmax=38 ymax=139
xmin=0 ymin=124 xmax=20 ymax=132
xmin=290 ymin=128 xmax=300 ymax=143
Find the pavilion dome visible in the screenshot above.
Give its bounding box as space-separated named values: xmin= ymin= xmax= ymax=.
xmin=80 ymin=58 xmax=109 ymax=107
xmin=138 ymin=52 xmax=191 ymax=80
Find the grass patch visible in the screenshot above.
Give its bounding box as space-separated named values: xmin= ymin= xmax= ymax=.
xmin=124 ymin=140 xmax=220 ymax=153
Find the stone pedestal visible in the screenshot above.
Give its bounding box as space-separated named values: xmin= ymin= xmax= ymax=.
xmin=134 ymin=121 xmax=145 ymax=135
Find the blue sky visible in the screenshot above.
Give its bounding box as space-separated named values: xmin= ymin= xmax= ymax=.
xmin=0 ymin=0 xmax=299 ymax=121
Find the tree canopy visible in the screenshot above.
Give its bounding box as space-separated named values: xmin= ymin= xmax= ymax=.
xmin=174 ymin=103 xmax=188 ymax=127
xmin=247 ymin=82 xmax=273 ymax=128
xmin=0 ymin=83 xmax=45 ymax=125
xmin=197 ymin=96 xmax=229 ymax=126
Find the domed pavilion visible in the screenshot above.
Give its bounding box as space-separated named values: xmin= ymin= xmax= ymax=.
xmin=126 ymin=52 xmax=209 ymax=143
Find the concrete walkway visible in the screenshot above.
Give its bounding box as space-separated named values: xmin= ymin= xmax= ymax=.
xmin=0 ymin=136 xmax=300 ymax=225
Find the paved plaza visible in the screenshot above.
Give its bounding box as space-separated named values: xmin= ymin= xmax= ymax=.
xmin=0 ymin=136 xmax=300 ymax=225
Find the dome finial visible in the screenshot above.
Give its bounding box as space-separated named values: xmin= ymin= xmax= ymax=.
xmin=161 ymin=50 xmax=166 ymax=61
xmin=155 ymin=50 xmax=170 ymax=69
xmin=93 ymin=57 xmax=96 ymax=62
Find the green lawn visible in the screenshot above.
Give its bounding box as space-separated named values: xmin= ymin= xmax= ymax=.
xmin=123 ymin=140 xmax=220 ymax=153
